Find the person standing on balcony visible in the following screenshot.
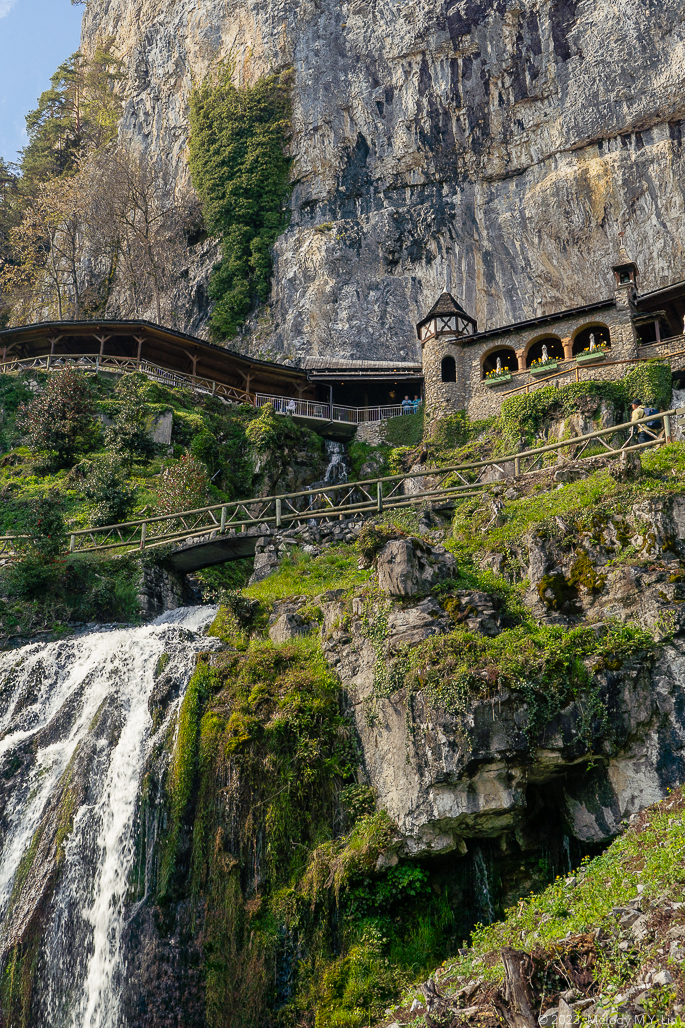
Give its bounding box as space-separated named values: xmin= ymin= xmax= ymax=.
xmin=402 ymin=395 xmax=413 ymax=414
xmin=412 ymin=395 xmax=422 ymax=413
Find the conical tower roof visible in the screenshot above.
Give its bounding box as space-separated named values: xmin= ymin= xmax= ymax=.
xmin=417 ymin=291 xmax=477 ymax=339
xmin=424 ymin=291 xmax=470 ymax=320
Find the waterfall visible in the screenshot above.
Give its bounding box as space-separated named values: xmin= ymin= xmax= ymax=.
xmin=323 ymin=440 xmax=348 ymax=484
xmin=671 ymin=387 xmax=685 ymax=441
xmin=472 ymin=845 xmax=495 ymax=926
xmin=0 ymin=605 xmax=218 ymax=1028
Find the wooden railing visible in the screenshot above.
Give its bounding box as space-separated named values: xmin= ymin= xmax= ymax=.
xmin=0 ymin=355 xmax=416 ymax=425
xmin=0 ymin=353 xmax=253 ymax=405
xmin=0 ymin=408 xmax=680 ymax=561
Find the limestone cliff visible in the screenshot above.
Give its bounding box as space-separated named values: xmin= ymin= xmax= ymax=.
xmin=81 ymin=0 xmax=685 ymax=359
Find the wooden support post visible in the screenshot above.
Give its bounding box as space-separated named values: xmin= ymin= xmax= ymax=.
xmin=70 ymin=534 xmax=76 ymax=553
xmin=220 ymin=506 xmax=227 ymax=533
xmin=514 ymin=456 xmax=520 ymax=478
xmin=140 ymin=522 xmax=147 ymax=550
xmin=275 ymin=498 xmax=282 ymax=528
xmin=575 ymin=366 xmax=579 ymax=383
xmin=663 ymin=413 xmax=672 ymax=443
xmin=377 ymin=481 xmax=384 ymax=513
xmin=655 ymin=319 xmax=661 ymax=344
xmin=136 ymin=337 xmax=143 ymax=368
xmin=212 ymin=380 xmax=216 ymax=396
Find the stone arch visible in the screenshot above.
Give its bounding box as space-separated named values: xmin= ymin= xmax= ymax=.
xmin=481 ymin=346 xmax=517 ymax=378
xmin=525 ymin=335 xmax=564 ymax=368
xmin=441 ymin=355 xmax=456 ymax=383
xmin=572 ymin=323 xmax=611 ymax=355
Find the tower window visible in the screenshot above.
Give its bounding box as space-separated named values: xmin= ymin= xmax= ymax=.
xmin=441 ymin=355 xmax=456 ymax=383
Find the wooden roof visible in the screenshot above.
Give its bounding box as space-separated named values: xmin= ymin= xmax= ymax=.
xmin=0 ymin=320 xmax=311 ymax=398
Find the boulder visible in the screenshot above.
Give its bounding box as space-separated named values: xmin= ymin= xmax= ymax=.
xmin=376 ymin=538 xmax=456 ymax=597
xmin=268 ymin=613 xmax=311 ymax=644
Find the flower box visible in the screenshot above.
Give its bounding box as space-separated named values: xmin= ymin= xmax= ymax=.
xmin=485 ymin=373 xmax=512 ymax=387
xmin=529 ymin=361 xmax=560 ymax=376
xmin=576 ymin=350 xmax=607 ymax=365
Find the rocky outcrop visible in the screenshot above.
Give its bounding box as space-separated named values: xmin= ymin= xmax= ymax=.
xmin=376 ymin=537 xmax=456 ymax=596
xmin=322 ymin=581 xmax=685 ymax=858
xmin=81 ymin=0 xmax=685 ymax=357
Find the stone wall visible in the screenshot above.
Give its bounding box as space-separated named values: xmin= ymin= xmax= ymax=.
xmin=422 ymin=292 xmax=647 ymax=422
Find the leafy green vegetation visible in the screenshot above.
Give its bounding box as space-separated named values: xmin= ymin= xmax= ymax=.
xmin=499 ymin=364 xmax=671 ymax=449
xmin=155 ymin=633 xmax=488 ymax=1028
xmin=451 ymin=442 xmax=685 ymax=558
xmin=384 ymin=410 xmax=424 ymax=447
xmin=244 ymin=545 xmax=372 ymax=602
xmin=0 ymin=368 xmax=334 ymax=633
xmin=399 ymin=619 xmax=655 ymax=746
xmin=188 ymin=65 xmax=293 ymax=339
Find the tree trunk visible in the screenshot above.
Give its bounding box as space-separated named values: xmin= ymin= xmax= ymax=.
xmin=496 ymin=947 xmax=538 ymax=1028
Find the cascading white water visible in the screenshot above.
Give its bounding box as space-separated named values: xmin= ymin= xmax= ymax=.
xmin=323 ymin=440 xmax=348 ymax=484
xmin=0 ymin=605 xmax=218 ymax=1028
xmin=672 ymin=388 xmax=685 ymax=441
xmin=472 ymin=845 xmax=495 ymax=925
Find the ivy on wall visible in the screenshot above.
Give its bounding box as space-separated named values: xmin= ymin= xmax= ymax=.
xmin=499 ymin=362 xmax=673 ymax=448
xmin=188 ymin=65 xmax=293 ymax=339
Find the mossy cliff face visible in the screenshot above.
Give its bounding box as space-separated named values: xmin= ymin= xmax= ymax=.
xmin=81 ymin=0 xmax=685 ymax=353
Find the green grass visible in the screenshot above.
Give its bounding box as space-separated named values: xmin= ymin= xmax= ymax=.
xmin=453 ymin=443 xmax=685 ymax=554
xmin=384 ymin=410 xmax=424 ymax=447
xmin=244 ymin=544 xmax=371 ymax=601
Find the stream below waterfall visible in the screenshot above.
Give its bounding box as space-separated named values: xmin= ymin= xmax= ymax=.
xmin=0 ymin=605 xmax=218 ymax=1028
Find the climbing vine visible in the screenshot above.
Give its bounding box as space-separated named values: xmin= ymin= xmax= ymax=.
xmin=188 ymin=64 xmax=293 ymax=339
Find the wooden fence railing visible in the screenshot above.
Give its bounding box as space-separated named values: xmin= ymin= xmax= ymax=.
xmin=0 ymin=353 xmax=253 ymax=405
xmin=0 ymin=408 xmax=681 ymax=561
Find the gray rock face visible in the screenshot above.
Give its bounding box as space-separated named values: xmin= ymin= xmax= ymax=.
xmin=137 ymin=564 xmax=196 ymax=615
xmin=82 ymin=0 xmax=685 ymax=357
xmin=321 ymin=519 xmax=685 ymax=857
xmin=376 ymin=537 xmax=456 ymax=596
xmin=268 ymin=611 xmax=312 ymax=642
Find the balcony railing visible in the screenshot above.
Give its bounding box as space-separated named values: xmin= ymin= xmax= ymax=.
xmin=254 ymin=393 xmax=411 ymax=423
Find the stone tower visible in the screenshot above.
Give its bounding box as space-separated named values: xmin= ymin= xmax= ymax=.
xmin=417 ymin=292 xmax=478 ymax=423
xmin=611 ymin=248 xmax=639 ymax=310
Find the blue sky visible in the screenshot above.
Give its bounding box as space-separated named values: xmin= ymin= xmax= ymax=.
xmin=0 ymin=0 xmax=83 ymax=165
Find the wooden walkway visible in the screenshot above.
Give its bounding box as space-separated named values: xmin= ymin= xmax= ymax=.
xmin=0 ymin=409 xmax=680 ymax=572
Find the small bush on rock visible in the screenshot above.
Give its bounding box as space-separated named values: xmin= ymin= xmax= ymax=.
xmin=81 ymin=453 xmax=137 ymax=527
xmin=155 ymin=454 xmax=209 ymax=515
xmin=17 ymin=368 xmax=97 ymax=467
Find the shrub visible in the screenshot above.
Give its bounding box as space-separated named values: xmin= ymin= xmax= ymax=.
xmin=155 ymin=454 xmax=209 ymax=515
xmin=17 ymin=368 xmax=97 ymax=466
xmin=384 ymin=409 xmax=424 ymax=447
xmin=16 ymin=492 xmax=67 ymax=559
xmin=104 ymin=376 xmax=158 ymax=467
xmin=81 ymin=453 xmax=137 ymax=527
xmin=623 ymin=361 xmax=672 ymax=410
